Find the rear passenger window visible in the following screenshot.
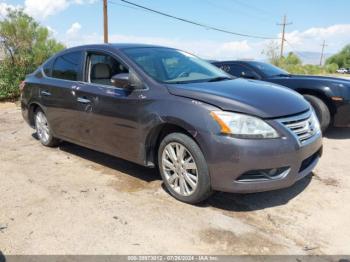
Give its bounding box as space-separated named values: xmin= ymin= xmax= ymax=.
xmin=52 ymin=52 xmax=82 ymax=81
xmin=43 ymin=60 xmax=53 ymax=77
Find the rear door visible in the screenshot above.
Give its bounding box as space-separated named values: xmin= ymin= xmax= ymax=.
xmin=40 ymin=50 xmax=85 ymax=140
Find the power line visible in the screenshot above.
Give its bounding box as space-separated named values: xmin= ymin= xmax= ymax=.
xmin=233 ymin=0 xmax=276 ymax=20
xmin=235 ymin=0 xmax=275 ymax=15
xmin=109 ymin=0 xmax=278 ymax=40
xmin=277 ymin=15 xmax=292 ymax=58
xmin=285 ymin=39 xmax=329 ymax=65
xmin=284 ymin=39 xmax=308 ymax=60
xmin=108 ymin=0 xmax=140 ymax=11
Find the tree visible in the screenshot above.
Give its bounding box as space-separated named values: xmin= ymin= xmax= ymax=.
xmin=262 ymin=40 xmax=281 ymax=66
xmin=262 ymin=40 xmax=341 ymax=75
xmin=325 ymin=63 xmax=339 ymax=73
xmin=326 ymin=44 xmax=350 ymax=68
xmin=0 ymin=9 xmax=65 ymax=100
xmin=283 ymin=52 xmax=302 ymax=65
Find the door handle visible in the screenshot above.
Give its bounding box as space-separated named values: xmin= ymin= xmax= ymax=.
xmin=77 ymin=97 xmax=91 ymax=104
xmin=40 ymin=90 xmax=51 ymax=96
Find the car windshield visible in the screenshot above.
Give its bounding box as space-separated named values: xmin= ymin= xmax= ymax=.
xmin=123 ymin=47 xmax=231 ymax=84
xmin=248 ymin=61 xmax=290 ymax=77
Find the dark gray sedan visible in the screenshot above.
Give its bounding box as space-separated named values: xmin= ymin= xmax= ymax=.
xmin=20 ymin=44 xmax=322 ymax=204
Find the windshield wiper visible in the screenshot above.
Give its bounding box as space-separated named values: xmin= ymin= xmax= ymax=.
xmin=207 ymin=76 xmax=232 ymax=82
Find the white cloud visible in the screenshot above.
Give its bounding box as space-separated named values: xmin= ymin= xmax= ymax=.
xmin=3 ymin=0 xmax=349 ymax=61
xmin=0 ymin=2 xmax=20 ymax=19
xmin=46 ymin=26 xmax=58 ymax=37
xmin=61 ymin=23 xmax=350 ymax=62
xmin=283 ymin=24 xmax=350 ymax=54
xmin=66 ymin=22 xmax=82 ymax=36
xmin=304 ymin=24 xmax=350 ymax=38
xmin=73 ymin=0 xmax=98 ymax=4
xmin=23 ymin=0 xmax=97 ymax=20
xmin=63 ymin=32 xmax=257 ymax=60
xmin=216 ymin=40 xmax=253 ymax=59
xmin=220 ymin=41 xmax=251 ymax=52
xmin=24 ymin=0 xmax=69 ymax=20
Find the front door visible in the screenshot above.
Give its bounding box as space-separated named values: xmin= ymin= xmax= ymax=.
xmin=75 ymin=51 xmax=150 ymax=162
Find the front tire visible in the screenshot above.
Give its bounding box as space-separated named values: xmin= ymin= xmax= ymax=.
xmin=34 ymin=109 xmax=60 ymax=147
xmin=303 ymin=95 xmax=331 ymax=132
xmin=158 ymin=133 xmax=212 ymax=204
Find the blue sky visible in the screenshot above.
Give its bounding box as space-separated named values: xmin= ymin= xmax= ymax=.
xmin=1 ymin=0 xmax=350 ymax=60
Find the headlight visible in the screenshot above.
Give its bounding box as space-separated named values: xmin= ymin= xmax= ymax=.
xmin=210 ymin=111 xmax=279 ymax=139
xmin=310 ymin=110 xmax=321 ymax=133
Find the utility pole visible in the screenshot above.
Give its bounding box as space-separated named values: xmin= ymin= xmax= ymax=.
xmin=320 ymin=40 xmax=328 ymax=66
xmin=103 ymin=0 xmax=108 ymax=43
xmin=277 ymin=15 xmax=292 ymax=58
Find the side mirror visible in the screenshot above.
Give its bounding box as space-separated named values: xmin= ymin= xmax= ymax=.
xmin=111 ymin=71 xmax=143 ymax=89
xmin=241 ymin=71 xmax=258 ymax=80
xmin=111 ymin=73 xmax=130 ymax=89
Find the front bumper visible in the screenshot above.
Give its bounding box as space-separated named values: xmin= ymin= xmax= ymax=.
xmin=201 ymin=119 xmax=323 ymax=193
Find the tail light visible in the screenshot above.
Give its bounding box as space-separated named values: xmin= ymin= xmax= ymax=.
xmin=19 ymin=81 xmax=26 ymax=93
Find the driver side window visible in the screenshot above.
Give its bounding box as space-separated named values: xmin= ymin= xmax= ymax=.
xmin=87 ymin=53 xmax=128 ymax=86
xmin=221 ymin=63 xmax=257 ymax=79
xmin=220 ymin=64 xmax=244 ymax=77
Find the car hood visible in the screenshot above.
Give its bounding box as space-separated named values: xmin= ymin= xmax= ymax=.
xmin=271 ymin=74 xmax=350 ymax=86
xmin=166 ymin=78 xmax=309 ymax=118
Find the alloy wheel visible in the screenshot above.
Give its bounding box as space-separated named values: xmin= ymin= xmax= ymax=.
xmin=161 ymin=142 xmax=198 ymax=196
xmin=35 ymin=111 xmax=50 ymax=144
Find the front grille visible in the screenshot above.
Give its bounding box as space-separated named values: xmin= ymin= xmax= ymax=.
xmin=279 ymin=111 xmax=319 ymax=144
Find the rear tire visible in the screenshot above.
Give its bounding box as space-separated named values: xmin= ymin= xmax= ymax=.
xmin=303 ymin=95 xmax=331 ymax=132
xmin=158 ymin=133 xmax=212 ymax=204
xmin=34 ymin=109 xmax=60 ymax=147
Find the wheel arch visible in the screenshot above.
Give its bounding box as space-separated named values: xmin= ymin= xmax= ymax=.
xmin=144 ymin=122 xmax=200 ymax=167
xmin=296 ymin=88 xmax=336 ymax=116
xmin=28 ymin=102 xmax=44 ymax=127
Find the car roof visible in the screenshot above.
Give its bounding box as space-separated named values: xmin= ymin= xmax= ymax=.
xmin=64 ymin=43 xmax=172 ymax=51
xmin=214 ymin=60 xmax=259 ymax=64
xmin=49 ymin=43 xmax=176 ymax=61
xmin=42 ymin=43 xmax=182 ymax=65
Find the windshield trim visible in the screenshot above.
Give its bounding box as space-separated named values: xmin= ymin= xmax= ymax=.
xmin=165 ymin=76 xmax=233 ymax=85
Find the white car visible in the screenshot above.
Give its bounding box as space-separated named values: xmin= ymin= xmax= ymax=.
xmin=336 ymin=68 xmax=348 ymax=74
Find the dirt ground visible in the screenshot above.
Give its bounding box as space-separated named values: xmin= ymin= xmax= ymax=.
xmin=0 ymin=102 xmax=349 ymax=255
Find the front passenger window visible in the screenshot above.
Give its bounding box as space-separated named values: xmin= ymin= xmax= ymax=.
xmin=88 ymin=53 xmax=128 ymax=86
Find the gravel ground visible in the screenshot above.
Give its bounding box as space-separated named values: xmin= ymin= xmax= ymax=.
xmin=0 ymin=102 xmax=349 ymax=255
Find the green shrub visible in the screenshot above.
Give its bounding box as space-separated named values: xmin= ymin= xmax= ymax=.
xmin=0 ymin=9 xmax=64 ymax=100
xmin=326 ymin=45 xmax=350 ymax=68
xmin=0 ymin=62 xmax=28 ymax=100
xmin=325 ymin=63 xmax=339 ymax=73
